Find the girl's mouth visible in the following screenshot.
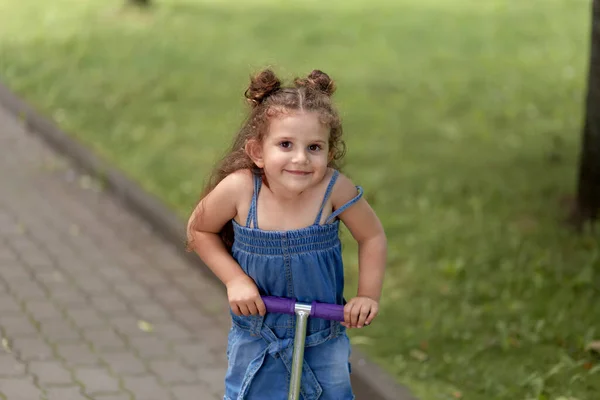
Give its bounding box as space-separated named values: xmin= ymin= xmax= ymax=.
xmin=285 ymin=170 xmax=312 ymax=176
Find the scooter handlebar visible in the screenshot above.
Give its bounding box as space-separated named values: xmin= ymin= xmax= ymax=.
xmin=261 ymin=296 xmax=345 ymax=322
xmin=261 ymin=296 xmax=296 ymax=315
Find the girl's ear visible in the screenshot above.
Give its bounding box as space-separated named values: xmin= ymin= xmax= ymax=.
xmin=245 ymin=139 xmax=265 ymax=168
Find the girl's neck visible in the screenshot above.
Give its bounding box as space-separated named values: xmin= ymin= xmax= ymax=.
xmin=263 ymin=176 xmax=306 ymax=203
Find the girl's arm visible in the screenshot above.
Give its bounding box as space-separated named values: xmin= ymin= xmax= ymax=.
xmin=332 ymin=173 xmax=387 ymax=328
xmin=186 ymin=170 xmax=266 ymax=317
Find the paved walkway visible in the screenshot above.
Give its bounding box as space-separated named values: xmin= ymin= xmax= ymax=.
xmin=0 ymin=105 xmax=231 ymax=399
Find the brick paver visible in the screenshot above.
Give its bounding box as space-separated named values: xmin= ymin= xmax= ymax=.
xmin=0 ymin=106 xmax=230 ymax=399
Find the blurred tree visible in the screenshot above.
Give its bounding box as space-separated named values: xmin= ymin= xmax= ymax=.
xmin=128 ymin=0 xmax=151 ymax=6
xmin=574 ymin=0 xmax=600 ymax=226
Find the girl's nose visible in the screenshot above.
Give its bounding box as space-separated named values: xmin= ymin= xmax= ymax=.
xmin=292 ymin=150 xmax=309 ymax=164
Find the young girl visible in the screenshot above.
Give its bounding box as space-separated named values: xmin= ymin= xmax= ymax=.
xmin=187 ymin=68 xmax=387 ymax=400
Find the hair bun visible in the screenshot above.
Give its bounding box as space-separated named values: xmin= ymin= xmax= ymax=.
xmin=295 ymin=70 xmax=336 ymax=96
xmin=245 ymin=69 xmax=281 ymax=106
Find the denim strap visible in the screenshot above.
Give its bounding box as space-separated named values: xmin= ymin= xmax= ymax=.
xmin=245 ymin=173 xmax=262 ymax=228
xmin=314 ymin=170 xmax=340 ymax=225
xmin=325 ymin=186 xmax=364 ymax=224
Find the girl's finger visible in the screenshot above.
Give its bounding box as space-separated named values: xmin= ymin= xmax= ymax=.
xmin=357 ymin=305 xmax=370 ymax=328
xmin=256 ymin=298 xmax=266 ymax=316
xmin=365 ymin=306 xmax=379 ymax=326
xmin=231 ymin=304 xmax=242 ymax=316
xmin=350 ymin=304 xmax=361 ymax=327
xmin=238 ymin=304 xmax=250 ymax=316
xmin=344 ymin=303 xmax=354 ymax=325
xmin=247 ymin=301 xmax=259 ymax=316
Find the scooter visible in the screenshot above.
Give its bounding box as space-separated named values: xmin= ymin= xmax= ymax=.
xmin=261 ymin=296 xmax=345 ymax=400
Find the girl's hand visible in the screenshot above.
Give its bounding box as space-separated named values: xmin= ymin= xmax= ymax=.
xmin=226 ymin=275 xmax=266 ymax=317
xmin=342 ymin=296 xmax=379 ymax=329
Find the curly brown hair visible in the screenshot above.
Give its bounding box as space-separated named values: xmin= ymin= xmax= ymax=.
xmin=187 ymin=68 xmax=346 ymax=251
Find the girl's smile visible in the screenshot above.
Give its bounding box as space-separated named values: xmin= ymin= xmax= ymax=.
xmin=249 ymin=111 xmax=330 ymax=196
xmin=285 ymin=170 xmax=312 ymax=175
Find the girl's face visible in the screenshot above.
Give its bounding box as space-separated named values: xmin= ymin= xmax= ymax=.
xmin=254 ymin=111 xmax=330 ymax=195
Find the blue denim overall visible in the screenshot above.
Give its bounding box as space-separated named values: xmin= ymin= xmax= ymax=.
xmin=224 ymin=170 xmax=363 ymax=400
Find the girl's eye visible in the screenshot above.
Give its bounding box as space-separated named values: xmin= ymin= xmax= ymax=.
xmin=308 ymin=144 xmax=321 ymax=152
xmin=279 ymin=141 xmax=292 ymax=149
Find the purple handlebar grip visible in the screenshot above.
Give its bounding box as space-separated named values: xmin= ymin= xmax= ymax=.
xmin=310 ymin=301 xmax=345 ymax=322
xmin=261 ymin=296 xmax=296 ymax=315
xmin=261 ymin=296 xmax=345 ymax=322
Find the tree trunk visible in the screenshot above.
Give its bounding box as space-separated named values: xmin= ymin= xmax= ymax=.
xmin=574 ymin=0 xmax=600 ymax=226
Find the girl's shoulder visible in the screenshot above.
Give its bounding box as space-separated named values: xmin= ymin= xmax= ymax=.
xmin=218 ymin=169 xmax=255 ymax=191
xmin=210 ymin=169 xmax=255 ymax=205
xmin=329 ymin=170 xmax=362 ymax=206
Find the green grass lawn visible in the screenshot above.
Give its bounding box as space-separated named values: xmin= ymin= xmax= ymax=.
xmin=2 ymin=0 xmax=599 ymax=398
